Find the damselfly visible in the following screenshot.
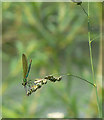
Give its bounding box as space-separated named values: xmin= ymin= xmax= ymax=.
xmin=22 ymin=54 xmax=32 ymax=86
xmin=22 ymin=54 xmax=62 ymax=96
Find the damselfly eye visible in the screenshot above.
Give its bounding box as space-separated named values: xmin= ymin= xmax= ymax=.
xmin=22 ymin=82 xmax=27 ymax=86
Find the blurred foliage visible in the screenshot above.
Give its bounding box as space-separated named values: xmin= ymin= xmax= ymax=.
xmin=2 ymin=2 xmax=102 ymax=118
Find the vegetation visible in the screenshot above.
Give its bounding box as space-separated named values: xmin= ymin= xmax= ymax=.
xmin=2 ymin=2 xmax=102 ymax=118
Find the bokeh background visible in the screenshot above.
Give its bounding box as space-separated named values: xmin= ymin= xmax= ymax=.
xmin=2 ymin=2 xmax=102 ymax=118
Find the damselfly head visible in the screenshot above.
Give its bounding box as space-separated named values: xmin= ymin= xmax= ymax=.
xmin=22 ymin=78 xmax=27 ymax=86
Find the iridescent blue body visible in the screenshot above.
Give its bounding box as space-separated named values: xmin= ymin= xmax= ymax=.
xmin=26 ymin=59 xmax=32 ymax=78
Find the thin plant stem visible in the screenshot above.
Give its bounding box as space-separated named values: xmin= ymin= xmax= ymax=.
xmin=62 ymin=74 xmax=96 ymax=87
xmin=87 ymin=2 xmax=101 ymax=117
xmin=76 ymin=1 xmax=101 ymax=117
xmin=51 ymin=72 xmax=96 ymax=87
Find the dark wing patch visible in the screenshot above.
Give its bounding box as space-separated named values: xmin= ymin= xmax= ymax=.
xmin=22 ymin=54 xmax=28 ymax=79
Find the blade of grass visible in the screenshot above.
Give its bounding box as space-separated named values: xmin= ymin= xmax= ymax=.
xmin=77 ymin=2 xmax=101 ymax=117
xmin=87 ymin=2 xmax=101 ymax=117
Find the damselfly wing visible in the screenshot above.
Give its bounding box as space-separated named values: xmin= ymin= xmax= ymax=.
xmin=22 ymin=54 xmax=28 ymax=86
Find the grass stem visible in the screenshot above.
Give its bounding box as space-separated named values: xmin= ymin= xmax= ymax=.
xmin=87 ymin=2 xmax=101 ymax=117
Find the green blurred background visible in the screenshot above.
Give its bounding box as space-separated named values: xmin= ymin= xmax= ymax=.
xmin=2 ymin=2 xmax=102 ymax=118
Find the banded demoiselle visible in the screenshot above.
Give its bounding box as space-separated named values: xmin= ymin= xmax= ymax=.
xmin=22 ymin=54 xmax=32 ymax=86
